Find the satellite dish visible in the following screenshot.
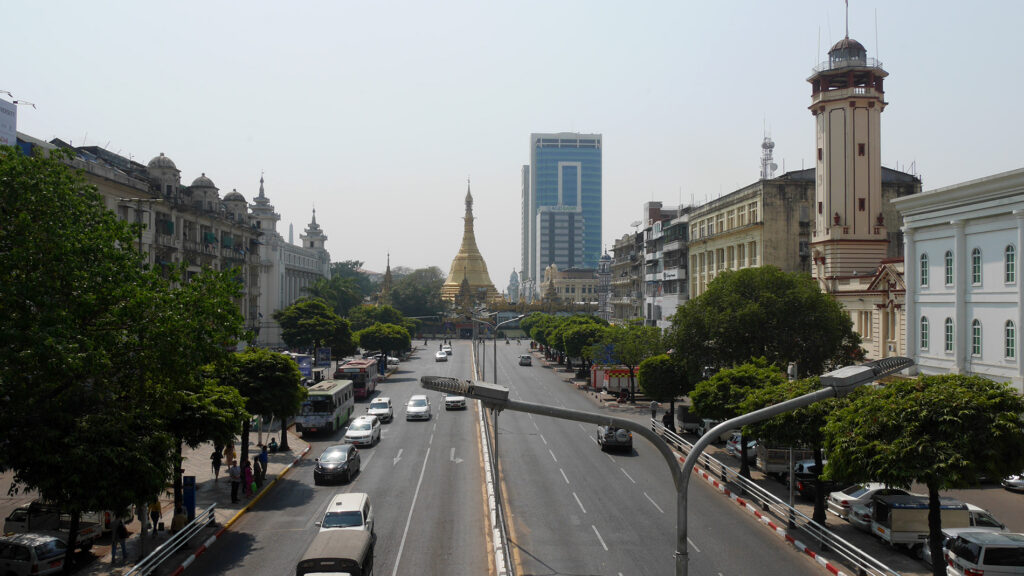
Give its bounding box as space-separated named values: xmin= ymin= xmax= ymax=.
xmin=629 ymin=220 xmax=642 ymax=228
xmin=770 ymin=163 xmax=778 ymax=171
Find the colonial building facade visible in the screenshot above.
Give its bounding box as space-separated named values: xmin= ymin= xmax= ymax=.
xmin=895 ymin=167 xmax=1024 ymax=393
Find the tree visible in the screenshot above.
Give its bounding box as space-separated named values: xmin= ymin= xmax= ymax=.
xmin=274 ymin=297 xmax=356 ymax=358
xmin=348 ymin=304 xmax=414 ymax=334
xmin=305 ymin=275 xmax=365 ymax=318
xmin=0 ymin=148 xmax=245 ymax=570
xmin=691 ymin=358 xmax=787 ymax=479
xmin=742 ymin=376 xmax=842 ymax=521
xmin=390 ymin=266 xmax=445 ymax=319
xmin=562 ymin=323 xmax=607 ymax=377
xmin=331 ymin=260 xmax=374 ymax=297
xmin=668 ymin=266 xmax=861 ymax=383
xmin=605 ymin=324 xmax=664 ymax=402
xmin=355 ymin=323 xmax=412 ymax=358
xmin=638 ymin=355 xmax=689 ymax=431
xmin=824 ymin=374 xmax=1024 ymax=575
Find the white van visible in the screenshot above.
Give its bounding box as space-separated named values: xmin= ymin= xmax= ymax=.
xmin=317 ymin=492 xmax=374 ymax=536
xmin=946 ymin=531 xmax=1024 ymax=575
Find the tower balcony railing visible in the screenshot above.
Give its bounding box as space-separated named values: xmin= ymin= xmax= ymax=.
xmin=813 ymin=56 xmax=883 ymax=73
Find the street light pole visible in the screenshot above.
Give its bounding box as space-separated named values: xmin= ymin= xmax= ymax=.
xmin=422 ymin=356 xmax=913 ymax=576
xmin=493 ymin=315 xmax=525 ymax=384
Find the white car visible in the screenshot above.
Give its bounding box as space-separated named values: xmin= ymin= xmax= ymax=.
xmin=826 ymin=483 xmax=909 ymax=520
xmin=434 ymin=351 xmax=448 ymax=362
xmin=386 ymin=356 xmax=400 ymax=366
xmin=317 ymin=492 xmax=374 ymax=536
xmin=406 ymin=395 xmax=432 ymax=421
xmin=1002 ymin=472 xmax=1024 ymax=492
xmin=444 ymin=394 xmax=467 ymax=410
xmin=366 ymin=397 xmax=393 ymax=423
xmin=725 ymin=432 xmax=756 ymax=456
xmin=442 ymin=344 xmax=453 ymax=356
xmin=343 ymin=416 xmax=381 ymax=446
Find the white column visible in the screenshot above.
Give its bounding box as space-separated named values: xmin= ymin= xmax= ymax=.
xmin=903 ymin=226 xmax=918 ymax=373
xmin=1016 ymin=211 xmax=1024 ymax=389
xmin=952 ymin=221 xmax=967 ymax=375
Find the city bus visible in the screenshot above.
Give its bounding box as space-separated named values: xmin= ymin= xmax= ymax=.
xmin=334 ymin=359 xmax=380 ymax=401
xmin=295 ymin=379 xmax=354 ymax=436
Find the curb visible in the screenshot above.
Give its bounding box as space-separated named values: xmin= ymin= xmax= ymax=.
xmin=693 ymin=465 xmax=850 ymax=576
xmin=165 ymin=444 xmax=311 ymax=576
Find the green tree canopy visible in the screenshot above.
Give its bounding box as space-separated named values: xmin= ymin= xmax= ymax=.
xmin=605 ymin=323 xmax=664 ymax=401
xmin=331 ymin=260 xmax=374 ymax=297
xmin=221 ymin=348 xmax=307 ymax=460
xmin=667 ymin=266 xmax=861 ymax=383
xmin=824 ymin=374 xmax=1024 ymax=572
xmin=638 ymin=354 xmax=689 ymax=428
xmin=390 ymin=266 xmax=445 ymax=319
xmin=305 ymin=275 xmax=366 ymax=318
xmin=348 ymin=304 xmax=414 ymax=334
xmin=355 ymin=323 xmax=412 ymax=357
xmin=274 ymin=297 xmax=355 ymax=357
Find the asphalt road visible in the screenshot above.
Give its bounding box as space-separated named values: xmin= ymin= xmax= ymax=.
xmin=491 ymin=343 xmax=826 ymax=576
xmin=179 ymin=341 xmax=490 ymax=576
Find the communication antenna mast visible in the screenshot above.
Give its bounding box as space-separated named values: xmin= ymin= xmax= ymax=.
xmin=760 ymin=133 xmax=778 ymax=180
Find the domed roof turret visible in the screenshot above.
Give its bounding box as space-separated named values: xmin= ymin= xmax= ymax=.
xmin=147 ymin=153 xmax=177 ymax=169
xmin=828 ymin=36 xmax=867 ymax=65
xmin=191 ymin=173 xmax=216 ymax=188
xmin=600 ymin=252 xmax=612 ymax=262
xmin=223 ymin=189 xmax=246 ymax=202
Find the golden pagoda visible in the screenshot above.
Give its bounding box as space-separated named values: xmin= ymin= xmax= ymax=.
xmin=441 ymin=183 xmax=502 ymax=304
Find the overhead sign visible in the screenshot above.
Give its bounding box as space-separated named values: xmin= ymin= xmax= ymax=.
xmin=0 ymin=99 xmax=16 ymax=147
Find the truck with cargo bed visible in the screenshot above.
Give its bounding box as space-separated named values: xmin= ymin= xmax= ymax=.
xmin=3 ymin=501 xmax=102 ymax=551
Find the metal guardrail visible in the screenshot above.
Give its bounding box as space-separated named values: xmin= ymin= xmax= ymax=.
xmin=124 ymin=504 xmax=217 ymax=576
xmin=652 ymin=421 xmax=901 ymax=576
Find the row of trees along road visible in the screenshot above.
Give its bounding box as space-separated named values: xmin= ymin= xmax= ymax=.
xmin=273 ymin=299 xmax=415 ymax=361
xmin=0 ymin=147 xmax=308 ymax=574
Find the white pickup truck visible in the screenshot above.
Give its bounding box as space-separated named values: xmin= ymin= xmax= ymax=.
xmin=3 ymin=501 xmax=103 ymax=551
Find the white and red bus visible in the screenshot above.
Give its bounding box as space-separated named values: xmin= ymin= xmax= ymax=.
xmin=334 ymin=359 xmax=380 ymax=400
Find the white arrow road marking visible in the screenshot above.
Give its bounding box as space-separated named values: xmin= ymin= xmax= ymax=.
xmin=393 ymin=449 xmax=403 ymax=467
xmin=592 ymin=525 xmax=608 ymax=551
xmin=449 ymin=448 xmax=463 ymax=464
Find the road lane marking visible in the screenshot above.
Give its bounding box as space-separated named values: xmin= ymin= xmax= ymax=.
xmin=392 ymin=447 xmax=431 ymax=576
xmin=450 ymin=448 xmax=463 ymax=464
xmin=540 ymin=434 xmax=547 ymax=445
xmin=429 ymin=432 xmax=434 ymax=445
xmin=560 ymin=468 xmax=569 ymax=484
xmin=549 ymin=449 xmax=558 ymax=463
xmin=573 ymin=492 xmax=586 ymax=514
xmin=688 ymin=538 xmax=700 ymax=553
xmin=393 ymin=449 xmax=402 ymax=467
xmin=578 ymin=423 xmax=586 ymax=432
xmin=592 ymin=525 xmax=608 ymax=551
xmin=620 ymin=468 xmax=636 ymax=483
xmin=643 ymin=491 xmax=664 ymax=514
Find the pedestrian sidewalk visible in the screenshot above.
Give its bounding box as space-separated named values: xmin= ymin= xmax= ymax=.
xmin=79 ymin=428 xmax=310 ymax=576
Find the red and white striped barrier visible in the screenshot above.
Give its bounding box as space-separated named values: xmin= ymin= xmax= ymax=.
xmin=693 ymin=465 xmax=849 ymax=576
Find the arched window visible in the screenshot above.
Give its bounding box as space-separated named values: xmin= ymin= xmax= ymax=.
xmin=971 ymin=319 xmax=982 ymax=356
xmin=971 ymin=248 xmax=982 ymax=285
xmin=920 ymin=317 xmax=929 ymax=350
xmin=945 ymin=318 xmax=954 ymax=352
xmin=1007 ymin=321 xmax=1017 ymax=360
xmin=945 ymin=250 xmax=954 ymax=285
xmin=1006 ymin=245 xmax=1016 ymax=284
xmin=920 ymin=254 xmax=929 ymax=287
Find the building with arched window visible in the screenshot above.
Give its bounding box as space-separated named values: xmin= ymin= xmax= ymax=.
xmin=895 ymin=167 xmax=1024 ymax=392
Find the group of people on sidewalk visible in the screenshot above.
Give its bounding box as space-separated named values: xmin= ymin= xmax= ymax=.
xmin=210 ymin=441 xmax=272 ymax=504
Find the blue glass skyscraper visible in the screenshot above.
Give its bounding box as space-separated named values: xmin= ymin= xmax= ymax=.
xmin=521 ymin=133 xmax=602 ymax=299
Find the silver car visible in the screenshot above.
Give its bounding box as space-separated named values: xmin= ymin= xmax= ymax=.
xmin=827 ymin=483 xmax=908 ymax=520
xmin=406 ymin=395 xmax=431 ymax=421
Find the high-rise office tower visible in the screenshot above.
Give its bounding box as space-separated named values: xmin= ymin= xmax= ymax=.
xmin=521 ymin=133 xmax=602 ymax=299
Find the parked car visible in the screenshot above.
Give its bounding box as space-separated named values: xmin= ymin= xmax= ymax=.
xmin=946 ymin=531 xmax=1024 ymax=576
xmin=0 ymin=532 xmax=66 ymax=576
xmin=1002 ymin=472 xmax=1024 ymax=492
xmin=725 ymin=432 xmax=756 ymax=457
xmin=386 ymin=356 xmax=400 ymax=366
xmin=848 ymin=500 xmax=875 ymax=533
xmin=313 ymin=444 xmax=361 ymax=485
xmin=343 ymin=416 xmax=381 ymax=447
xmin=366 ymin=397 xmax=393 ymax=423
xmin=435 ymin=351 xmax=448 ymax=362
xmin=518 ymin=354 xmax=532 ymax=366
xmin=827 ymin=483 xmax=909 ymax=520
xmin=317 ymin=492 xmax=375 ymax=536
xmin=597 ymin=426 xmax=632 ymax=452
xmin=444 ymin=394 xmax=467 ymax=410
xmin=406 ymin=395 xmax=432 ymax=421
xmin=695 ymin=419 xmax=737 ymax=443
xmin=921 ymin=526 xmax=1008 ymax=567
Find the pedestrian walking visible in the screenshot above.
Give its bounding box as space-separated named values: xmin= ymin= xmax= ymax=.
xmin=148 ymin=501 xmax=161 ymax=537
xmin=243 ymin=459 xmax=254 ymax=498
xmin=111 ymin=517 xmax=128 ymax=564
xmin=258 ymin=444 xmax=269 ymax=484
xmin=650 ymin=400 xmax=658 ymax=420
xmin=228 ymin=461 xmax=241 ymax=503
xmin=224 ymin=443 xmax=236 ymax=467
xmin=252 ymin=456 xmax=263 ymax=489
xmin=210 ymin=448 xmax=223 ymax=482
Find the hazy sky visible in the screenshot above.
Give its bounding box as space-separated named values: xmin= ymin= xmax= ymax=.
xmin=9 ymin=1 xmax=1024 ymax=285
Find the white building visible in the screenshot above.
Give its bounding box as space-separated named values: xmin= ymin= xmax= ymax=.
xmin=248 ymin=176 xmax=331 ymax=348
xmin=895 ymin=167 xmax=1024 ymax=393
